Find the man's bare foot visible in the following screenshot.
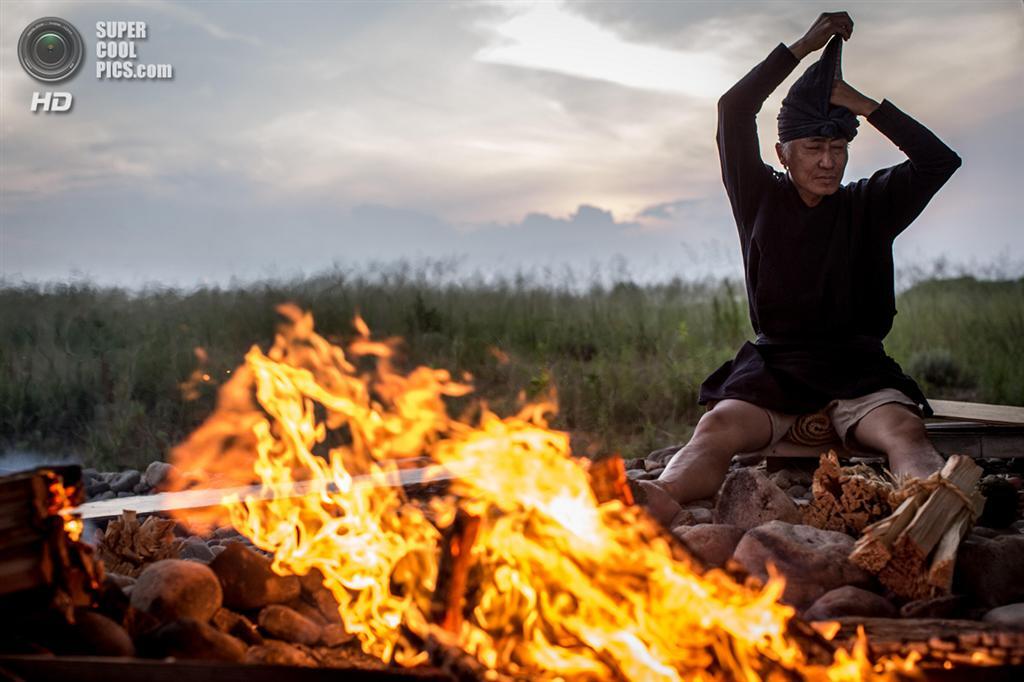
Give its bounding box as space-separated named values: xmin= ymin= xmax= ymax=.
xmin=636 ymin=479 xmax=683 ymax=527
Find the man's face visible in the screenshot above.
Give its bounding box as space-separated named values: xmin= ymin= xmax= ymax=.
xmin=776 ymin=136 xmax=849 ymax=199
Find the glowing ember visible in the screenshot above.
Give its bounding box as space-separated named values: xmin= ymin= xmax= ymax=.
xmin=47 ymin=473 xmax=84 ymax=542
xmin=169 ymin=305 xmax=919 ymax=680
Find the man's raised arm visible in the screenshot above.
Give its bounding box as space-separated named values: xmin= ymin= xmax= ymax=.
xmin=718 ymin=12 xmax=854 ymax=232
xmin=861 ymin=100 xmax=963 ymax=240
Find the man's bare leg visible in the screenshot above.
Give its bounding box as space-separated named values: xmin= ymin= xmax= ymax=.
xmin=848 ymin=403 xmax=944 ymax=481
xmin=638 ymin=400 xmax=774 ymax=523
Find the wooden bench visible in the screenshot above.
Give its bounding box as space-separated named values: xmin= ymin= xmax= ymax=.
xmin=759 ymin=400 xmax=1024 ymax=462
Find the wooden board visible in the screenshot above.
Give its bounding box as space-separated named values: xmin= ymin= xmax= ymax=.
xmin=761 ymin=421 xmax=1024 ymax=460
xmin=0 ymin=656 xmax=452 ymax=682
xmin=929 ymin=400 xmax=1024 ymax=426
xmin=71 ymin=464 xmax=464 ymax=521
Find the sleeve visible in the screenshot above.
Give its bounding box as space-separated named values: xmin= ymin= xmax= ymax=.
xmin=863 ymin=99 xmax=963 ymax=240
xmin=717 ymin=43 xmax=800 ymax=238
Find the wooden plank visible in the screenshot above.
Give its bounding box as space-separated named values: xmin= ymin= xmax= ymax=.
xmin=929 ymin=400 xmax=1024 ymax=425
xmin=764 ymin=421 xmax=1024 ymax=460
xmin=0 ymin=656 xmax=452 ymax=682
xmin=71 ymin=464 xmax=465 ymax=521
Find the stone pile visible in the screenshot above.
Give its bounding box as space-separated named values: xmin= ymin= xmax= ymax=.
xmin=628 ymin=448 xmax=1024 ymax=627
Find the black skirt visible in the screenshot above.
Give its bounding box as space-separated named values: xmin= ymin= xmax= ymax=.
xmin=697 ymin=335 xmax=932 ymax=417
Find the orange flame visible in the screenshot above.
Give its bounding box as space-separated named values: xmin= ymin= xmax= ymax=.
xmin=170 ymin=306 xmax=919 ymax=680
xmin=47 ymin=474 xmax=84 ymax=541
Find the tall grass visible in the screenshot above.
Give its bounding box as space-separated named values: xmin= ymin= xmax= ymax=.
xmin=1 ymin=266 xmax=1020 ymax=470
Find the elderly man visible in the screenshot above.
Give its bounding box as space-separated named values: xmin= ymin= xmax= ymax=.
xmin=640 ymin=12 xmax=962 ymax=520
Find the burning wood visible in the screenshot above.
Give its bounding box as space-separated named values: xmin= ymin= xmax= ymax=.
xmin=0 ymin=466 xmax=100 ymax=616
xmin=154 ymin=307 xmax=928 ymax=680
xmin=850 ymin=455 xmax=985 ymax=600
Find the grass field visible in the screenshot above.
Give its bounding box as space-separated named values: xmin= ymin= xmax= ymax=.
xmin=2 ymin=267 xmax=1021 ymax=470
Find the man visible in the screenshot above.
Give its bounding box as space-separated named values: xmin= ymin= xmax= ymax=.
xmin=640 ymin=12 xmax=963 ymax=521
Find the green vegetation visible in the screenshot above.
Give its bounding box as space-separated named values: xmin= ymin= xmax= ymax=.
xmin=2 ymin=268 xmax=1021 ymax=470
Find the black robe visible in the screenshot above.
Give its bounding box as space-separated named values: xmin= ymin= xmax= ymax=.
xmin=699 ymin=43 xmax=963 ymax=416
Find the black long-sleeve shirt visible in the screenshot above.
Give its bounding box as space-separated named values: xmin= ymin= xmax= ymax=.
xmin=699 ymin=43 xmax=962 ymax=415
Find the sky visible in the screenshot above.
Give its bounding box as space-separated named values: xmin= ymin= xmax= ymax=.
xmin=1 ymin=0 xmax=1022 ymax=288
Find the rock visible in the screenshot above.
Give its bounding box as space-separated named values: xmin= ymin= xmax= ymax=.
xmin=670 ymin=509 xmax=697 ymax=528
xmin=245 ymin=639 xmax=318 ymax=666
xmin=70 ymin=609 xmax=135 ymax=656
xmin=645 ymin=458 xmax=668 ymax=472
xmin=258 ymin=604 xmax=321 ymax=645
xmin=675 ymin=524 xmax=746 ymax=568
xmin=645 ymin=444 xmax=683 ymax=467
xmin=786 ymin=485 xmax=808 ymax=499
xmin=86 ymin=479 xmax=110 ymax=497
xmin=287 ymin=598 xmax=328 ymax=626
xmin=627 ymin=469 xmax=662 ymax=481
xmin=180 ymin=536 xmax=215 ymax=563
xmin=900 ymin=595 xmax=968 ymax=620
xmin=137 ymin=618 xmax=246 ymax=661
xmin=214 ymin=526 xmax=241 ymax=539
xmin=768 ymin=468 xmax=813 ymax=490
xmin=624 ymin=458 xmax=646 ymax=471
xmin=210 ymin=542 xmax=301 ymax=610
xmin=955 ymin=534 xmax=1024 ymax=607
xmin=109 ymin=470 xmax=141 ymax=493
xmin=320 ymin=623 xmax=354 ymax=647
xmin=686 ymin=507 xmax=713 ymax=525
xmin=131 ymin=559 xmax=222 ymax=624
xmin=105 ymin=571 xmax=136 ymax=591
xmin=92 ymin=490 xmax=116 ymax=501
xmin=715 ymin=469 xmax=801 ymax=530
xmin=300 ymin=571 xmax=343 ymax=625
xmin=144 ymin=461 xmax=177 ymax=489
xmin=212 ymin=608 xmax=263 ymax=645
xmin=733 ymin=521 xmax=872 ymax=610
xmin=803 ymin=586 xmax=896 ymax=621
xmin=982 ymin=603 xmax=1024 ymax=629
xmin=116 ymin=491 xmax=135 ymax=498
xmin=978 ymin=476 xmax=1019 ymax=529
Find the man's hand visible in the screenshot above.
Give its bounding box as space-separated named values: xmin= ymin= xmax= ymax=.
xmin=830 ymin=78 xmax=880 ymax=117
xmin=789 ymin=11 xmax=854 ymax=60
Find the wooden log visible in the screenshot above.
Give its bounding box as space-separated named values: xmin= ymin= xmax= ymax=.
xmin=927 ymin=491 xmax=985 ymax=592
xmin=901 ymin=456 xmax=982 ymax=557
xmin=803 ymin=452 xmax=895 ymax=535
xmin=850 ymin=455 xmax=984 ymax=600
xmin=429 ymin=511 xmax=480 ymax=635
xmin=850 ymin=493 xmax=924 ymax=572
xmin=830 ymin=617 xmax=1024 ymax=668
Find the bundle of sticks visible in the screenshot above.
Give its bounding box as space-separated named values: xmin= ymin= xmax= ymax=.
xmin=849 ymin=455 xmax=985 ymax=600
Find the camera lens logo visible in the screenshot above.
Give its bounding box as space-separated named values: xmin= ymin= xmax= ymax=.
xmin=18 ymin=17 xmax=84 ymax=82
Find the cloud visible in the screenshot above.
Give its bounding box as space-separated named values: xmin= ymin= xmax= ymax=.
xmin=0 ymin=0 xmax=1020 ymax=287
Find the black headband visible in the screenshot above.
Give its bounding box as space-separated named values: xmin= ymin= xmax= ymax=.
xmin=777 ymin=34 xmax=860 ymax=143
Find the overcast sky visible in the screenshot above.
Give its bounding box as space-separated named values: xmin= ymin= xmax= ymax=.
xmin=1 ymin=0 xmax=1021 ymax=288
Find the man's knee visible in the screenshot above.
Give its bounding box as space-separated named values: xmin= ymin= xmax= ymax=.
xmin=856 ymin=404 xmax=931 ymax=453
xmin=693 ymin=399 xmax=772 ymax=451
